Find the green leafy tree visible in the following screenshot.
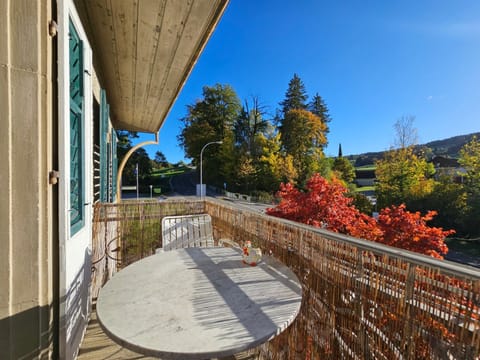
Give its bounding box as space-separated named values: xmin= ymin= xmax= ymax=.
xmin=332 ymin=156 xmax=355 ymax=183
xmin=375 ymin=147 xmax=435 ymax=208
xmin=178 ymin=84 xmax=241 ymax=185
xmin=116 ymin=130 xmax=138 ymax=160
xmin=348 ymin=192 xmax=374 ymax=215
xmin=459 ymin=136 xmax=480 ymax=196
xmin=236 ymin=156 xmax=257 ymax=193
xmin=403 ymin=137 xmax=480 ymax=237
xmin=375 ymin=117 xmax=434 ymax=208
xmin=219 ymin=132 xmax=237 ymax=190
xmin=413 ymin=176 xmax=467 ymax=234
xmin=178 ymin=84 xmax=241 ymax=163
xmin=257 ymin=133 xmax=298 ymax=191
xmin=116 ymin=130 xmax=152 ymax=184
xmin=234 ymin=97 xmax=269 ymax=155
xmin=458 ymin=136 xmax=480 ymax=236
xmin=154 ymin=151 xmax=169 ymax=168
xmin=280 ymin=109 xmax=328 ymax=183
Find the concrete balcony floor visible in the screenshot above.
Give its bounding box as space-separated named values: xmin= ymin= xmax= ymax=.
xmin=78 ymin=306 xmax=257 ymax=360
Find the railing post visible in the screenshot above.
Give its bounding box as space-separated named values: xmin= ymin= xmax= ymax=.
xmin=355 ymin=250 xmax=369 ymax=358
xmin=402 ymin=265 xmax=416 ymax=358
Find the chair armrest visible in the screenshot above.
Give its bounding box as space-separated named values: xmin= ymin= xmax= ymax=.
xmin=218 ymin=238 xmax=240 ymax=249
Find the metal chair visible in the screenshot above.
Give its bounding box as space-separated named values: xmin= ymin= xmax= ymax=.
xmin=160 ymin=214 xmax=214 ymax=252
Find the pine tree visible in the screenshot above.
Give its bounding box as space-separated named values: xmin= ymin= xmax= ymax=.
xmin=279 ymin=74 xmax=308 ymax=115
xmin=309 ymin=93 xmax=331 ymax=134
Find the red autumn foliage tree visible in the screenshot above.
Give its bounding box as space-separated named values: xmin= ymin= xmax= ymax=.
xmin=376 ymin=204 xmax=454 ymax=258
xmin=267 ymin=174 xmax=379 ymax=236
xmin=267 ymin=173 xmax=453 ymax=258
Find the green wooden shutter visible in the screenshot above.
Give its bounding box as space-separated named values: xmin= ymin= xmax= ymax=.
xmin=111 ymin=129 xmax=118 ymax=202
xmin=69 ymin=19 xmax=85 ymax=235
xmin=99 ymin=89 xmax=109 ymax=202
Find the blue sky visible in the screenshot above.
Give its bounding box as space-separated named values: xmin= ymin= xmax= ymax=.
xmin=138 ymin=0 xmax=480 ymax=163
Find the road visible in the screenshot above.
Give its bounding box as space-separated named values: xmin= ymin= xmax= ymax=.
xmin=169 ymin=171 xmax=197 ymax=196
xmin=169 ymin=171 xmax=271 ymax=213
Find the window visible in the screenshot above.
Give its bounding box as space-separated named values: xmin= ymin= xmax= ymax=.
xmin=99 ymin=89 xmax=118 ymax=203
xmin=69 ymin=19 xmax=84 ymax=235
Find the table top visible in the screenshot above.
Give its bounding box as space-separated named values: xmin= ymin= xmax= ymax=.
xmin=96 ymin=247 xmax=302 ymax=359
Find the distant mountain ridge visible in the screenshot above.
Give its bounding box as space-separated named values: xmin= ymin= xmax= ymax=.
xmin=349 ymin=132 xmax=480 ymax=166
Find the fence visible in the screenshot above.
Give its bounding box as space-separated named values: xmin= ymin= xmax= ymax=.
xmin=92 ymin=198 xmax=480 ymax=359
xmin=90 ymin=199 xmax=205 ymax=299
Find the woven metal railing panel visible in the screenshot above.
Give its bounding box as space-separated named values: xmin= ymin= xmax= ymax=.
xmin=205 ymin=200 xmax=480 ymax=360
xmin=91 ymin=200 xmax=205 ymax=299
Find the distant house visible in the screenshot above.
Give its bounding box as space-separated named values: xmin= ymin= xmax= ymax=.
xmin=431 ymin=156 xmax=459 ymax=168
xmin=430 ymin=156 xmax=466 ymax=183
xmin=1 ymin=1 xmax=228 ymax=359
xmin=355 ymin=167 xmax=376 ymax=187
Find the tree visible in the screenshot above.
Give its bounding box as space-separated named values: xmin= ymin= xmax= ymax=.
xmin=375 ymin=117 xmax=434 ymax=208
xmin=375 ymin=147 xmax=435 ymax=208
xmin=267 ymin=174 xmax=452 ymax=258
xmin=154 ymin=151 xmax=169 ymax=168
xmin=309 ymin=93 xmax=331 ymax=135
xmin=178 ymin=84 xmax=241 ymax=164
xmin=459 ymin=136 xmax=480 ymax=196
xmin=413 ymin=176 xmax=467 ymax=235
xmin=279 ymin=73 xmax=308 ymax=115
xmin=458 ymin=136 xmax=480 ymax=236
xmin=267 ymin=174 xmax=368 ymax=234
xmin=236 ymin=156 xmax=257 ymax=193
xmin=332 ymin=157 xmax=355 ymax=184
xmin=348 ymin=192 xmax=374 ymax=215
xmin=178 ymin=84 xmax=241 ymax=185
xmin=280 ymin=109 xmax=328 ymax=183
xmin=257 ymin=133 xmax=298 ymax=191
xmin=234 ymin=97 xmax=269 ymax=153
xmin=116 ymin=130 xmax=152 ymax=184
xmin=376 ymin=205 xmax=453 ymax=258
xmin=394 ymin=115 xmax=418 ymax=149
xmin=116 ymin=130 xmax=138 ymax=160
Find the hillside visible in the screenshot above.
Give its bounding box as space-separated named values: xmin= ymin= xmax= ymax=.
xmin=349 ymin=132 xmax=480 ymax=166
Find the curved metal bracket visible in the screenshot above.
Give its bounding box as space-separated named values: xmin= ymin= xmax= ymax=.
xmin=116 ymin=133 xmax=158 ymax=202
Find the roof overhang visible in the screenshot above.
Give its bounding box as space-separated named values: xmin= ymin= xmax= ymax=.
xmin=74 ymin=0 xmax=229 ymax=133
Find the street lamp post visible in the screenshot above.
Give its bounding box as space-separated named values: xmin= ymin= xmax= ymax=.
xmin=199 ymin=141 xmax=223 ymax=198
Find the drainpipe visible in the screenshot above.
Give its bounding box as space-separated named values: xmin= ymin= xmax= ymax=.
xmin=116 ymin=133 xmax=158 ymax=202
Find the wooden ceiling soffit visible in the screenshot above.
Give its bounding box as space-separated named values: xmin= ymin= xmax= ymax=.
xmin=74 ymin=0 xmax=229 ymax=133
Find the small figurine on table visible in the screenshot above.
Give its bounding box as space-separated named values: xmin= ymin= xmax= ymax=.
xmin=242 ymin=240 xmax=262 ymax=266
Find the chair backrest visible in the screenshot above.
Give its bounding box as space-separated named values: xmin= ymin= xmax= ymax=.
xmin=161 ymin=214 xmax=214 ymax=251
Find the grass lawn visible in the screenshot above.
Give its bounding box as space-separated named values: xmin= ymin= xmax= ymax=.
xmin=146 ymin=166 xmax=191 ymax=194
xmin=355 ymin=165 xmax=377 ymax=171
xmin=355 ymin=186 xmax=375 ymax=193
xmin=151 ymin=166 xmax=190 ymax=178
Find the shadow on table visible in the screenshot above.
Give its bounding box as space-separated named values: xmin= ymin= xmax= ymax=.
xmin=182 ymin=247 xmax=302 ymax=355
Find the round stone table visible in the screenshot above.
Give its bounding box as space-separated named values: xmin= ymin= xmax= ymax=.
xmin=96 ymin=246 xmax=302 ymax=359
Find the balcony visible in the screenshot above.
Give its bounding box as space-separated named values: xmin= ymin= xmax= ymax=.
xmin=80 ymin=198 xmax=480 ymax=359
